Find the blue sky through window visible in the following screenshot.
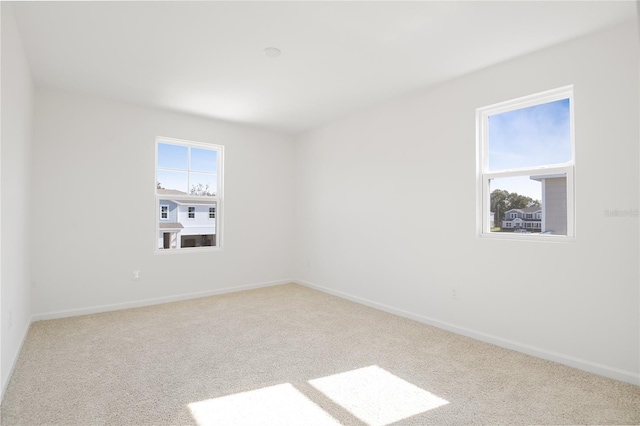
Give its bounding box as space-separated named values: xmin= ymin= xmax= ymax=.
xmin=488 ymin=98 xmax=571 ymax=199
xmin=157 ymin=142 xmax=217 ymax=195
xmin=158 ymin=143 xmax=188 ymax=170
xmin=489 ymin=98 xmax=571 ymax=171
xmin=490 ymin=176 xmax=542 ymax=202
xmin=191 ymin=147 xmax=217 ymax=173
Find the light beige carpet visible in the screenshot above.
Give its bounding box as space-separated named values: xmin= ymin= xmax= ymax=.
xmin=1 ymin=283 xmax=638 ymax=425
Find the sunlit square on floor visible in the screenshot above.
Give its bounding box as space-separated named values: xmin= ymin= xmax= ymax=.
xmin=309 ymin=365 xmax=449 ymax=426
xmin=188 ymin=383 xmax=341 ymax=426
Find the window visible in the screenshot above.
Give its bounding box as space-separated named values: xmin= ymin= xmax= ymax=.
xmin=155 ymin=137 xmax=223 ymax=251
xmin=477 ymin=86 xmax=574 ymax=239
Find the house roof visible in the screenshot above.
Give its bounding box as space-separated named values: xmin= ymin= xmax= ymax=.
xmin=157 ymin=189 xmax=216 ymax=205
xmin=157 ymin=189 xmax=188 ymax=196
xmin=505 ymin=206 xmax=542 ymax=213
xmin=159 ymin=222 xmax=184 ymax=230
xmin=173 ymin=200 xmax=216 ymax=206
xmin=530 ymin=174 xmax=567 ymax=181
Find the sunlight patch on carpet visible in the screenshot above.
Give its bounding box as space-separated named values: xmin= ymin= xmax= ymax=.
xmin=188 ymin=383 xmax=341 ymax=426
xmin=309 ymin=365 xmax=449 ymax=426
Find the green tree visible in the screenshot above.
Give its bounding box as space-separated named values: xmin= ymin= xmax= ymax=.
xmin=507 ymin=192 xmax=539 ymax=210
xmin=490 ymin=189 xmax=509 ymax=227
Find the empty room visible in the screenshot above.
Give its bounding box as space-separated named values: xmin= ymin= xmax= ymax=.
xmin=1 ymin=1 xmax=639 ymax=425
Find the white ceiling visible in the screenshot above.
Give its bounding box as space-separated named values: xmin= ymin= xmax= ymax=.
xmin=10 ymin=1 xmax=638 ymax=134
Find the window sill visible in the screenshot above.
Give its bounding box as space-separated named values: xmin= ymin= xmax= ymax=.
xmin=154 ymin=246 xmax=222 ymax=255
xmin=478 ymin=232 xmax=575 ymax=243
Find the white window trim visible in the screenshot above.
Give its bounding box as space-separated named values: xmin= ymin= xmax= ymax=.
xmin=209 ymin=207 xmax=216 ymax=220
xmin=154 ymin=137 xmax=224 ymax=254
xmin=160 ymin=204 xmax=169 ymax=221
xmin=187 ymin=206 xmax=196 ymax=220
xmin=476 ymin=85 xmax=575 ymax=241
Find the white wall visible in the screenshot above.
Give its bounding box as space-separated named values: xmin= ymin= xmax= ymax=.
xmin=1 ymin=3 xmax=34 ymax=395
xmin=294 ymin=21 xmax=639 ymax=384
xmin=31 ymin=89 xmax=294 ymax=317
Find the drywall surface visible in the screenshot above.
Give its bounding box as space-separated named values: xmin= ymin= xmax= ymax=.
xmin=294 ymin=22 xmax=639 ymax=383
xmin=31 ymin=89 xmax=294 ymax=316
xmin=1 ymin=3 xmax=34 ymax=396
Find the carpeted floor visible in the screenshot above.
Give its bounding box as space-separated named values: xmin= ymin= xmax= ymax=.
xmin=1 ymin=283 xmax=639 ymax=425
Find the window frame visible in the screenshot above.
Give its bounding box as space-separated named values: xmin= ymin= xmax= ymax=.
xmin=476 ymin=86 xmax=575 ymax=241
xmin=154 ymin=137 xmax=224 ymax=254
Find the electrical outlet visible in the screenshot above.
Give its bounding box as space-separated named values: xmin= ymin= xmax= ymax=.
xmin=451 ymin=286 xmax=459 ymax=300
xmin=132 ymin=270 xmax=141 ymax=281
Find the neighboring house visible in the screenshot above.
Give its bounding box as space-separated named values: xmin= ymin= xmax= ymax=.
xmin=157 ymin=189 xmax=216 ymax=249
xmin=502 ymin=206 xmax=542 ymax=231
xmin=499 ymin=174 xmax=567 ymax=234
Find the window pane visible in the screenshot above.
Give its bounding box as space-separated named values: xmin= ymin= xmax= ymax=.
xmin=489 ymin=176 xmax=542 ymax=233
xmin=190 ymin=147 xmax=217 ymax=173
xmin=156 ymin=139 xmax=222 ymax=252
xmin=157 ymin=170 xmax=188 ymax=194
xmin=189 ymin=172 xmax=216 ymax=196
xmin=157 ymin=200 xmax=217 ymax=249
xmin=489 ymin=174 xmax=567 ymax=235
xmin=488 ymin=98 xmax=571 ymax=171
xmin=158 ymin=143 xmax=188 ymax=170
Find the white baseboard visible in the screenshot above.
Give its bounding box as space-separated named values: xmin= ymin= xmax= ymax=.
xmin=294 ymin=279 xmax=640 ymax=386
xmin=1 ymin=317 xmax=33 ymax=403
xmin=32 ymin=279 xmax=293 ymax=322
